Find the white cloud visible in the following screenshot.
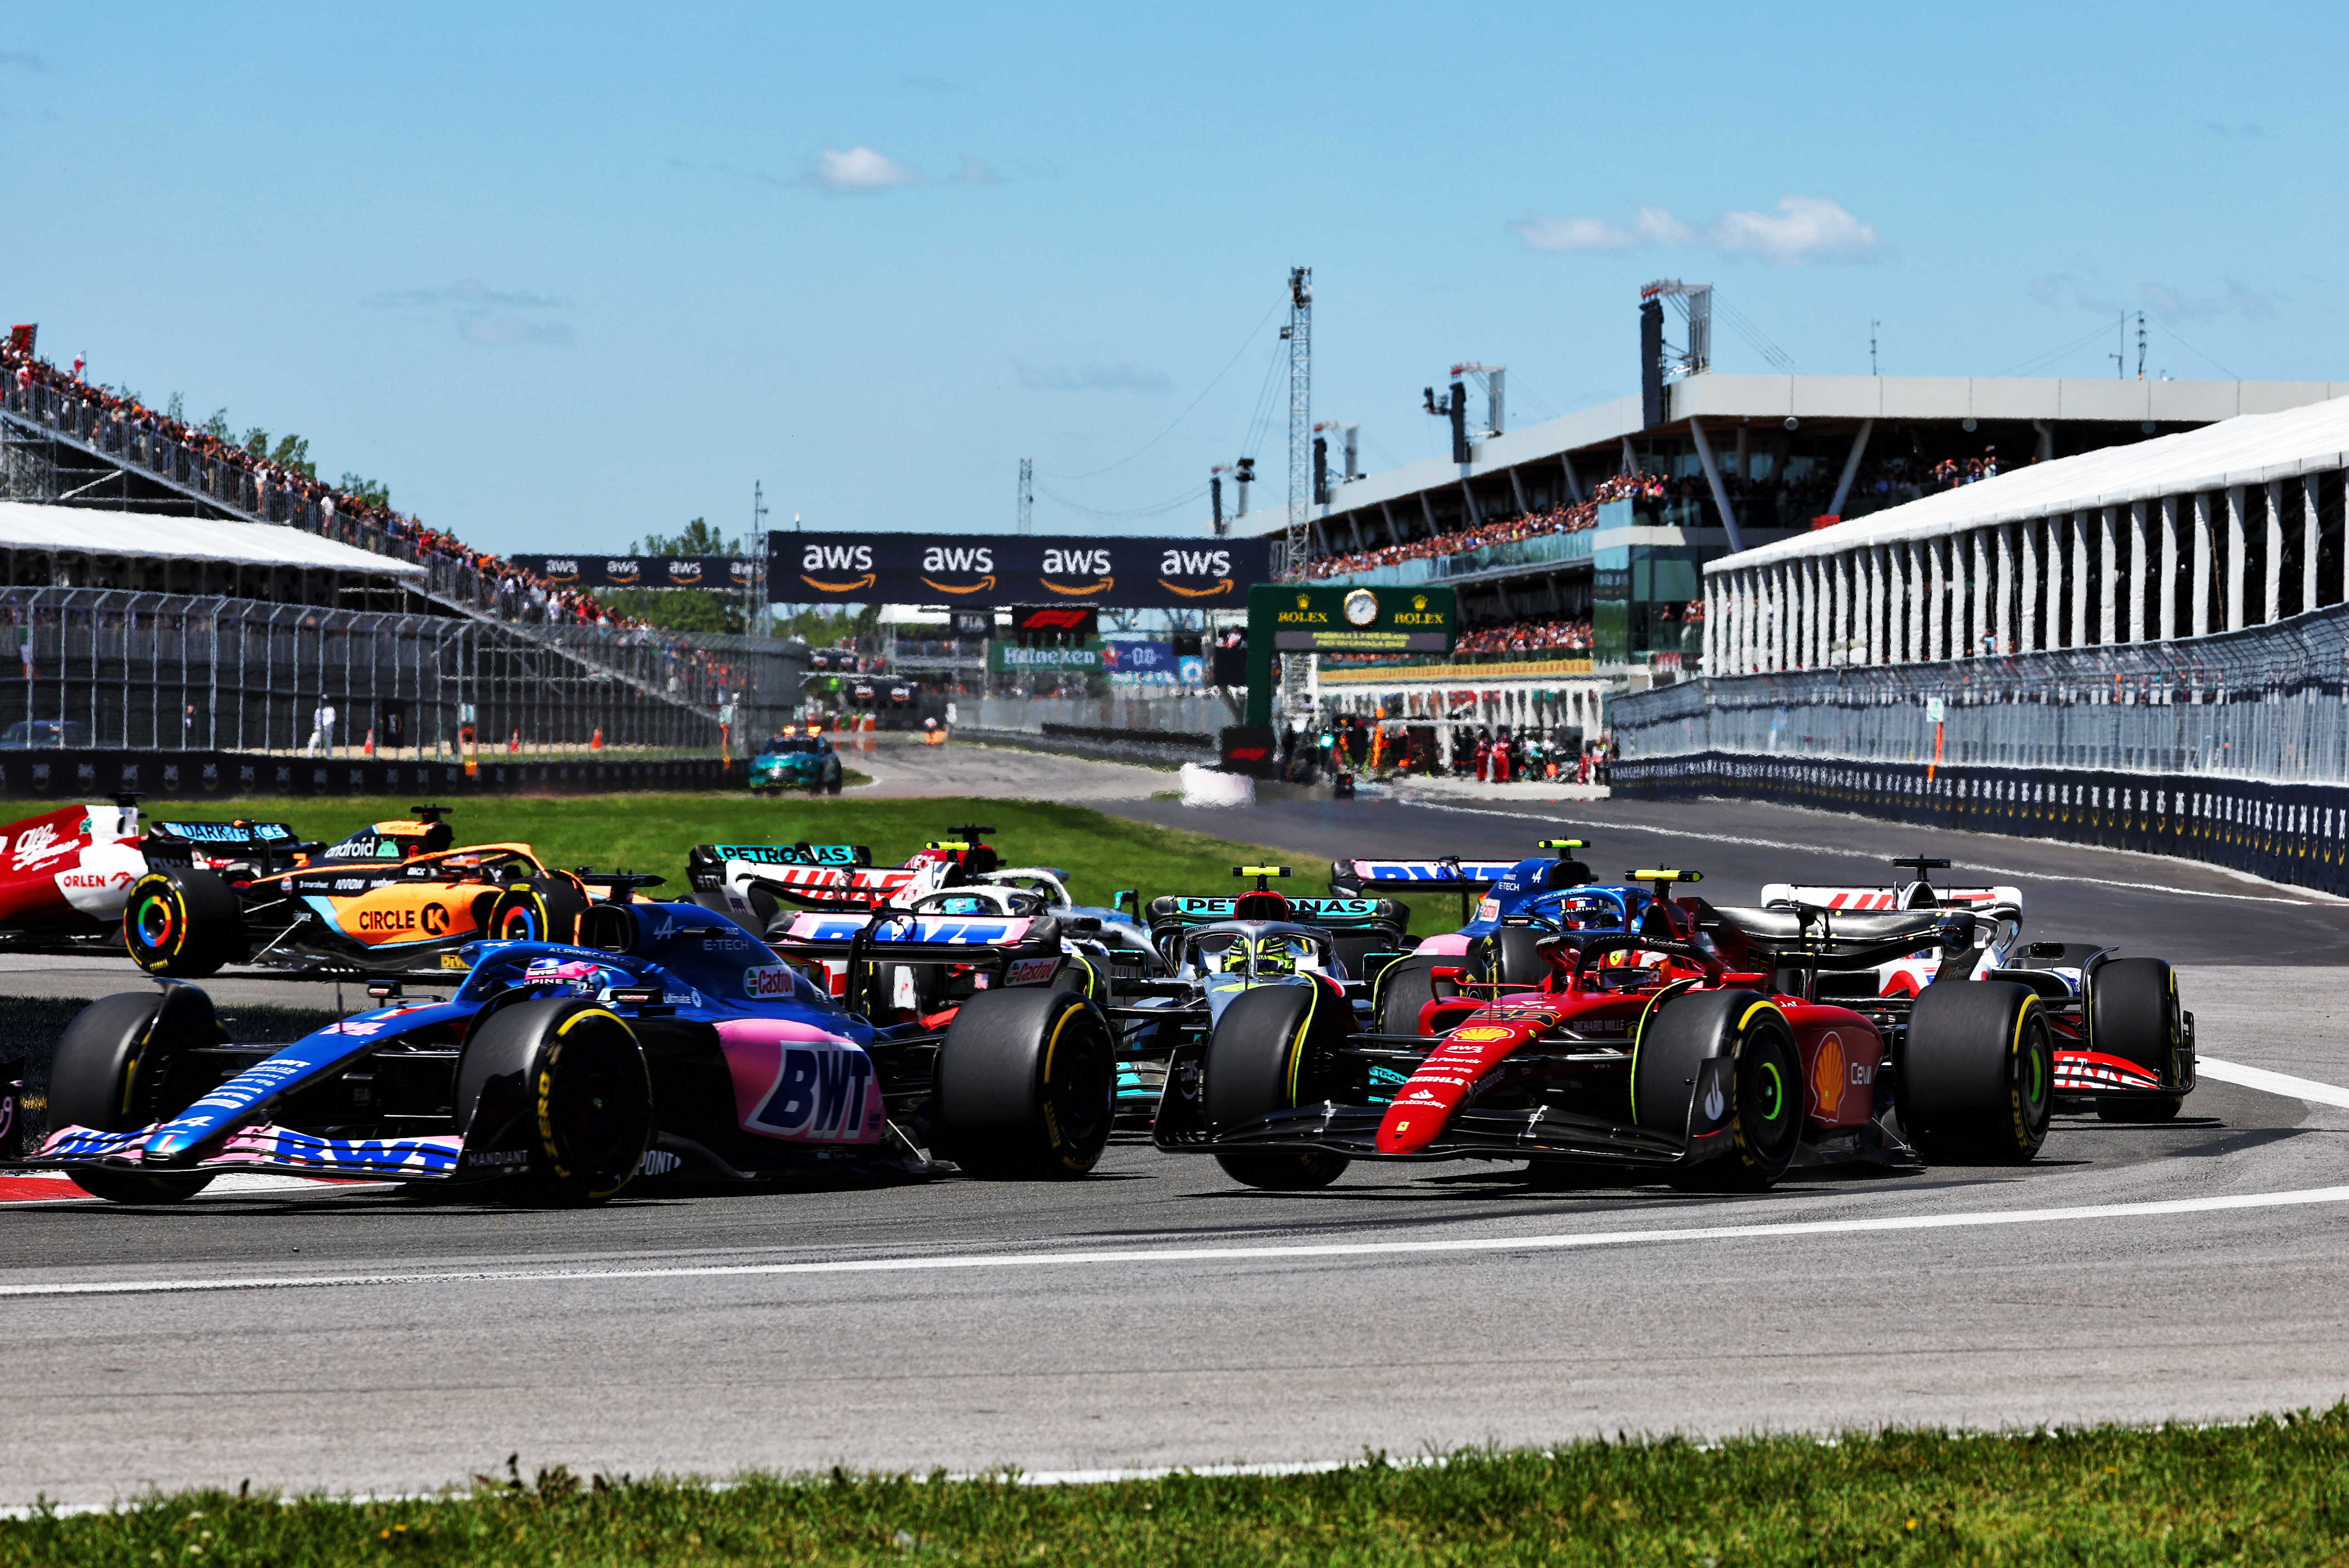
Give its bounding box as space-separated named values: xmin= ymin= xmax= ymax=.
xmin=460 ymin=316 xmax=574 ymax=347
xmin=1707 ymin=196 xmax=1879 ymax=265
xmin=1514 ymin=195 xmax=1876 ymax=265
xmin=816 ymin=145 xmax=920 ymax=191
xmin=1512 ymin=214 xmax=1639 ymax=253
xmin=1018 ymin=362 xmax=1172 ymax=394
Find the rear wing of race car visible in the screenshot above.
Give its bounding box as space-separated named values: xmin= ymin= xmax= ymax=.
xmin=1330 ymin=857 xmax=1524 ymax=923
xmin=1146 ymin=894 xmax=1409 ymax=932
xmin=143 ymin=819 xmax=317 ymax=873
xmin=770 ymin=909 xmax=1058 ymax=1010
xmin=691 ymin=841 xmax=873 ymax=871
xmin=1760 ymin=881 xmax=2022 ymax=921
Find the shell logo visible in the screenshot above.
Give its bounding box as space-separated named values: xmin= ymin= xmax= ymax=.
xmin=1813 ymin=1031 xmax=1847 ymax=1118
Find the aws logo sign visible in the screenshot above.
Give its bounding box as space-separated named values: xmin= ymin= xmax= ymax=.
xmin=1160 ymin=548 xmax=1231 ymax=576
xmin=926 ymin=545 xmax=995 ymax=573
xmin=1042 ymin=548 xmax=1109 ymax=576
xmin=803 ymin=545 xmax=873 ymax=572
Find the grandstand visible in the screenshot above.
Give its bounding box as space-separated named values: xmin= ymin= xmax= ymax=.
xmin=1607 ymin=393 xmax=2349 ymax=894
xmin=0 ymin=334 xmax=805 ymax=792
xmin=1269 ymin=371 xmax=2349 ymax=672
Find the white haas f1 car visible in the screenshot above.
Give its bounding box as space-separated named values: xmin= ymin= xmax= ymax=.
xmin=1748 ymin=856 xmax=2196 ymax=1122
xmin=685 ymin=825 xmax=1007 ymax=936
xmin=0 ymin=796 xmax=308 ymax=949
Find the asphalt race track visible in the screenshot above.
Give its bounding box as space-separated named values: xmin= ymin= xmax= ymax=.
xmin=10 ymin=780 xmax=2349 ymax=1508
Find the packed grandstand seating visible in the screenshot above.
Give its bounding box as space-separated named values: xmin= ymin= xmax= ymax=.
xmin=0 ymin=340 xmax=651 ymax=632
xmin=1454 ymin=617 xmax=1595 ymax=656
xmin=1302 ymin=452 xmax=2022 ymax=579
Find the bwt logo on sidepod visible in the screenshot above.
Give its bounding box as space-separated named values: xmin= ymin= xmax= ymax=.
xmin=748 ymin=1044 xmax=874 ymax=1139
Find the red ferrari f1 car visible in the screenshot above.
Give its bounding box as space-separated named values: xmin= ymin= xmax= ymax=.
xmin=1157 ymin=866 xmax=2191 ymax=1191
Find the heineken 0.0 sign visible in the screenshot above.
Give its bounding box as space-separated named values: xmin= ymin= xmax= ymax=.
xmin=1256 ymin=584 xmax=1457 ymax=655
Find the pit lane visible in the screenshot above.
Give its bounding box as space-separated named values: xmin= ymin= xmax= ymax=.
xmin=6 ymin=786 xmax=2349 ymax=1507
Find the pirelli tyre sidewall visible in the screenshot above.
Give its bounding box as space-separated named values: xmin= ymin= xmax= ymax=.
xmin=1900 ymin=979 xmax=2054 ymax=1164
xmin=486 ymin=876 xmax=591 ymax=946
xmin=1635 ymin=988 xmax=1801 ymax=1192
xmin=455 ymin=995 xmax=653 ymax=1205
xmin=933 ymin=987 xmax=1114 ymax=1179
xmin=48 ymin=989 xmax=220 ymax=1202
xmin=1202 ymin=978 xmax=1353 ymax=1190
xmin=122 ymin=868 xmax=246 ymax=978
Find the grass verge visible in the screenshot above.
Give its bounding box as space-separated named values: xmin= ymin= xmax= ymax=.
xmin=125 ymin=795 xmax=1313 ymax=918
xmin=12 ymin=1412 xmax=2349 ymax=1564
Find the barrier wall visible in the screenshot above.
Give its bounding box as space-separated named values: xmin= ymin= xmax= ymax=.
xmin=0 ymin=750 xmax=733 ymax=801
xmin=1609 ymin=751 xmax=2349 ymax=894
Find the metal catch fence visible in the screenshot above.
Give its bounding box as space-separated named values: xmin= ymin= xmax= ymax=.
xmin=1614 ymin=599 xmax=2349 ymax=785
xmin=0 ymin=588 xmax=807 ymax=763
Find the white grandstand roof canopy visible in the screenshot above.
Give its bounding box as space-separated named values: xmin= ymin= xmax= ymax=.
xmin=0 ymin=502 xmax=424 ymax=576
xmin=1709 ymin=391 xmax=2349 ymax=574
xmin=1274 ymin=373 xmax=2349 ymax=530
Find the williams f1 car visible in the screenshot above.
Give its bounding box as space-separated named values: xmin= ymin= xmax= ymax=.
xmin=31 ymin=897 xmax=1116 ymax=1204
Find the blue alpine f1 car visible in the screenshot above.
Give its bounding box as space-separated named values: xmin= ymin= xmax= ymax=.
xmin=28 ymin=898 xmax=1116 ymax=1205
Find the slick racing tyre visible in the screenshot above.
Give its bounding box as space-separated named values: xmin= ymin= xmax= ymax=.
xmin=47 ymin=990 xmax=225 ymax=1203
xmin=1469 ymin=926 xmax=1550 ymax=992
xmin=1374 ymin=953 xmax=1453 ymax=1036
xmin=2088 ymin=957 xmax=2185 ymax=1123
xmin=454 ymin=996 xmax=654 ymax=1206
xmin=121 ymin=868 xmax=246 ymax=978
xmin=486 ymin=876 xmax=591 ymax=945
xmin=1635 ymin=989 xmax=1801 ymax=1192
xmin=933 ymin=988 xmax=1114 ymax=1179
xmin=1203 ymin=979 xmax=1353 ymax=1190
xmin=1899 ymin=980 xmax=2053 ymax=1163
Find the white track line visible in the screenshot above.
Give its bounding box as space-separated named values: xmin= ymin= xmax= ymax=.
xmin=1393 ymin=799 xmax=2334 ymax=906
xmin=7 ymin=1184 xmax=2349 ymax=1301
xmin=2196 ymin=1056 xmax=2349 ymax=1109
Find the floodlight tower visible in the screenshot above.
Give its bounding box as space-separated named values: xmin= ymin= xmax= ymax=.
xmin=1284 ymin=266 xmax=1311 ymax=581
xmin=1451 ymin=363 xmax=1505 ymax=439
xmin=1017 ymin=458 xmax=1033 ymax=534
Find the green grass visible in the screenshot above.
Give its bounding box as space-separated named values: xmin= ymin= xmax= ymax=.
xmin=127 ymin=796 xmax=1289 ymax=915
xmin=13 ymin=1413 xmax=2349 ymax=1564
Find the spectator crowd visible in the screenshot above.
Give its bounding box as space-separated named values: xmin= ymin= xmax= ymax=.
xmin=0 ymin=338 xmax=649 ymax=632
xmin=1454 ymin=617 xmax=1594 ymax=656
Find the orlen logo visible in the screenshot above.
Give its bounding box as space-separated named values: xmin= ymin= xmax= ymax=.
xmin=805 ymin=544 xmax=873 ymax=571
xmin=1043 ymin=548 xmax=1110 ymax=575
xmin=922 ymin=545 xmax=994 ymax=573
xmin=58 ymin=871 xmax=130 ymax=889
xmin=744 ymin=963 xmax=801 ymax=999
xmin=1159 ymin=548 xmax=1231 ymax=576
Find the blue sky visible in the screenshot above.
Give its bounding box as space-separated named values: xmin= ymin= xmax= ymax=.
xmin=2 ymin=2 xmax=2336 ymax=554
